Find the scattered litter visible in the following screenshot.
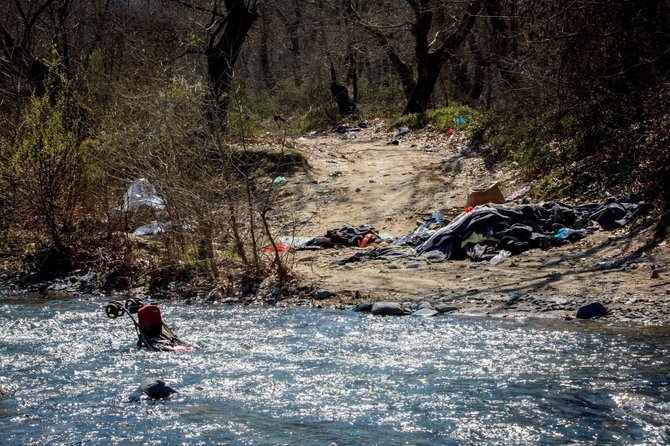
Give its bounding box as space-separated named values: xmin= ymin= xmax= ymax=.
xmin=394 ymin=211 xmax=448 ymax=246
xmin=416 ymin=196 xmax=648 ymax=262
xmin=358 ymin=233 xmax=375 ymax=248
xmin=447 ymin=129 xmax=454 ymax=135
xmin=552 ymin=227 xmax=587 ymax=241
xmin=279 ymin=236 xmax=315 ymax=248
xmin=299 ymin=225 xmax=380 ymax=249
xmin=261 ymin=245 xmax=291 ymax=252
xmin=456 ymin=115 xmax=465 ymax=126
xmin=466 ymin=182 xmax=505 ymax=208
xmin=505 ymin=186 xmax=531 ymax=202
xmin=395 ymin=127 xmax=410 ymax=137
xmin=387 ymin=139 xmax=400 ymax=145
xmin=122 ymin=179 xmax=166 ymax=213
xmin=133 ymin=221 xmax=168 ymax=236
xmin=490 ymin=250 xmax=511 ymax=265
xmin=273 ymin=176 xmax=287 ymax=186
xmin=335 ymin=122 xmax=369 ymax=134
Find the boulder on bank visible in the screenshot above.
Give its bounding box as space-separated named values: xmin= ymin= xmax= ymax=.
xmin=411 ymin=301 xmax=438 ymax=317
xmin=313 ymin=289 xmax=334 ymax=300
xmin=412 ymin=307 xmax=438 ymax=317
xmin=576 ymin=302 xmax=608 ymax=319
xmin=352 ymin=301 xmax=373 ymax=312
xmin=371 ymin=302 xmax=408 ymax=316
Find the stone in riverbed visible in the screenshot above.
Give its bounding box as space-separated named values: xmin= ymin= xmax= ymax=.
xmin=416 ymin=301 xmax=434 ymax=311
xmin=352 ymin=302 xmax=373 ymax=312
xmin=140 ymin=379 xmax=176 ymax=399
xmin=412 ymin=308 xmax=438 ymax=317
xmin=371 ymin=302 xmax=408 ymax=316
xmin=436 ymin=306 xmax=459 ymax=314
xmin=313 ymin=289 xmax=334 ymax=300
xmin=576 ymin=302 xmax=608 ymax=319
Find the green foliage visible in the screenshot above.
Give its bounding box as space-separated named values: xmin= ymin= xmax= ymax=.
xmin=482 ymin=81 xmax=670 ymax=204
xmin=3 ymin=75 xmax=98 ymax=249
xmin=392 ymin=105 xmax=482 ymax=131
xmin=232 ymin=147 xmax=309 ymax=178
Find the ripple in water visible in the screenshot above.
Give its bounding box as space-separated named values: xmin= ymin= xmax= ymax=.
xmin=1 ymin=294 xmax=669 ymax=445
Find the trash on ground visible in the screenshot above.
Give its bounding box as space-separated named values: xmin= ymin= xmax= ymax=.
xmin=490 ymin=249 xmax=511 ymax=265
xmin=122 ymin=178 xmax=166 ymax=213
xmin=297 ymin=225 xmax=380 ymax=250
xmin=465 ymin=182 xmax=505 ymax=208
xmin=394 ymin=211 xmax=448 ymax=246
xmin=261 ymin=245 xmax=291 ymax=252
xmin=552 ymin=227 xmax=587 ymax=241
xmin=395 ymin=127 xmax=410 ymax=138
xmin=273 ymin=176 xmax=287 ymax=185
xmin=358 ymin=233 xmax=375 ymax=248
xmin=133 ymin=221 xmax=168 ymax=236
xmin=505 ymin=185 xmax=531 ymax=202
xmin=416 ymin=196 xmax=647 ymax=262
xmin=278 ymin=236 xmax=316 ymax=248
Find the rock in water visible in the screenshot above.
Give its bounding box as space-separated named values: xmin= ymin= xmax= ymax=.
xmin=371 ymin=302 xmax=407 ymax=316
xmin=412 ymin=308 xmax=438 ymax=317
xmin=140 ymin=379 xmax=176 ymax=399
xmin=576 ymin=302 xmax=608 ymax=319
xmin=352 ymin=302 xmax=373 ymax=312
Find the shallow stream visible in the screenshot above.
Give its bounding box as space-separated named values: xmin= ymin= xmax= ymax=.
xmin=1 ymin=293 xmax=669 ymax=445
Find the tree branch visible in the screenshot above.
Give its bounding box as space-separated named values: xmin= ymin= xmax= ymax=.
xmin=432 ymin=0 xmax=483 ymax=58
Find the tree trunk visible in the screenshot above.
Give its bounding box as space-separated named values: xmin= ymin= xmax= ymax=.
xmin=206 ymin=1 xmax=258 ymax=125
xmin=0 ymin=24 xmax=51 ymax=97
xmin=403 ymin=54 xmax=442 ymax=114
xmin=259 ymin=8 xmax=275 ymax=90
xmin=402 ymin=0 xmax=482 ymax=114
xmin=330 ymin=61 xmax=356 ymax=117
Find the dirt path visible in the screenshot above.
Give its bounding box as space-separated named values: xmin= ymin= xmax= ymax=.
xmin=277 ymin=125 xmax=670 ymax=326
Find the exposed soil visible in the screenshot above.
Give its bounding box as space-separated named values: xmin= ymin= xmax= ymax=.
xmin=277 ymin=123 xmax=670 ymax=326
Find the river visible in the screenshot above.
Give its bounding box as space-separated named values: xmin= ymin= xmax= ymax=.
xmin=1 ymin=292 xmax=669 ymax=445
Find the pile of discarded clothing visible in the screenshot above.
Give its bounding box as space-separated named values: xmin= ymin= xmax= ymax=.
xmin=300 ymin=225 xmax=381 ymax=249
xmin=415 ymin=195 xmax=648 ymax=261
xmin=300 ymin=195 xmax=648 ymax=264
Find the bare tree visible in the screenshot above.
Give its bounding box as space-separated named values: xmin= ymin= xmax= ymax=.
xmin=203 ymin=0 xmax=259 ymax=125
xmin=348 ymin=0 xmax=483 ymax=114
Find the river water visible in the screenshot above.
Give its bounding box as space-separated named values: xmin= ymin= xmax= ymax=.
xmin=1 ymin=293 xmax=669 ymax=445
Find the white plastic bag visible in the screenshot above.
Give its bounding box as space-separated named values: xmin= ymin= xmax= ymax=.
xmin=490 ymin=250 xmax=511 ymax=266
xmin=122 ymin=179 xmax=166 ymax=213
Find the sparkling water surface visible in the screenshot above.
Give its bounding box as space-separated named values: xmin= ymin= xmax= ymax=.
xmin=1 ymin=293 xmax=669 ymax=445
